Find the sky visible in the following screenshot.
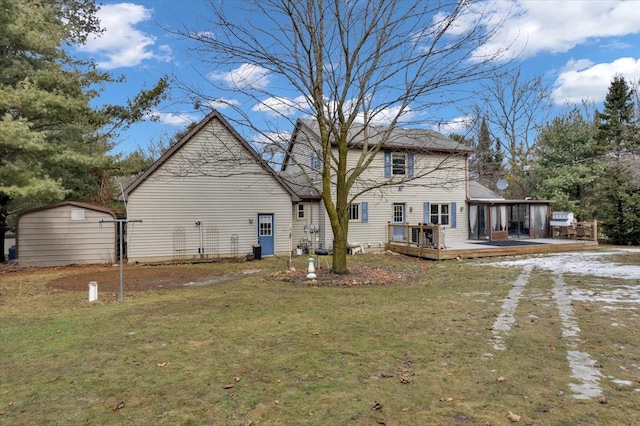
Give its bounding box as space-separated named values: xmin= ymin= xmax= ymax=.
xmin=72 ymin=0 xmax=640 ymax=156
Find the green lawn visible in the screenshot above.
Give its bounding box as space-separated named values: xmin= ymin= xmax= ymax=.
xmin=2 ymin=252 xmax=639 ymax=425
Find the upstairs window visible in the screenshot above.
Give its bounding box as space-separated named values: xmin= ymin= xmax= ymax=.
xmin=392 ymin=153 xmax=406 ymax=175
xmin=297 ymin=204 xmax=305 ymax=219
xmin=310 ymin=153 xmax=321 ymax=170
xmin=384 ymin=151 xmax=414 ymax=178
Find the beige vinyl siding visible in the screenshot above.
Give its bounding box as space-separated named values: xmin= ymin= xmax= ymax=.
xmin=126 ymin=119 xmax=293 ymax=262
xmin=319 ymin=148 xmax=468 ymax=248
xmin=17 ymin=205 xmax=116 ymax=267
xmin=291 ymin=201 xmax=324 ymax=254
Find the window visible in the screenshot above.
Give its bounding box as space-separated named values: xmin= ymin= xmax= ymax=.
xmin=70 ymin=208 xmax=85 ymax=221
xmin=310 ymin=153 xmax=321 ymax=170
xmin=349 ymin=203 xmax=360 ymax=221
xmin=430 ymin=204 xmax=450 ymax=225
xmin=297 ymin=204 xmax=305 ymax=219
xmin=392 ymin=153 xmax=406 ymax=175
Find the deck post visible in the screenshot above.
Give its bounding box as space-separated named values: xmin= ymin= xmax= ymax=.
xmin=592 ymin=220 xmax=598 ymax=242
xmin=387 ymin=221 xmax=391 ymax=244
xmin=406 ymin=222 xmax=410 ymax=246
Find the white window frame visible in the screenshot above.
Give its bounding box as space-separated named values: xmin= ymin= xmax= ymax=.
xmin=391 ymin=153 xmax=406 ymax=175
xmin=430 ymin=204 xmax=450 ymax=225
xmin=348 ymin=203 xmax=360 ymax=221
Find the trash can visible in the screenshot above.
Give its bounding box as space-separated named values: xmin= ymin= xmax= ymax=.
xmin=8 ymin=245 xmax=16 ymax=261
xmin=252 ymin=245 xmax=262 ymax=260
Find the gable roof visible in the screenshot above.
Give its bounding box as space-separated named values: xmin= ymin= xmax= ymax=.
xmin=122 ymin=110 xmax=300 ymax=202
xmin=284 ymin=119 xmax=472 ymax=165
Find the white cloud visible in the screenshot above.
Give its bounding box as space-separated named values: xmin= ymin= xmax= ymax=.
xmin=209 ymin=64 xmax=271 ymax=90
xmin=552 ymin=57 xmax=640 ymax=105
xmin=206 ymin=98 xmax=240 ymax=110
xmin=78 ymin=3 xmax=171 ymax=69
xmin=146 ymin=111 xmax=198 ymax=126
xmin=252 ymin=95 xmax=308 ymax=117
xmin=474 ymin=0 xmax=640 ymax=61
xmin=433 ymin=115 xmax=473 ymax=136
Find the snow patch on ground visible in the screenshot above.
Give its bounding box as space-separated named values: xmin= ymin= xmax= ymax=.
xmin=484 ymin=248 xmax=640 ymax=280
xmin=490 ymin=266 xmax=532 ymax=351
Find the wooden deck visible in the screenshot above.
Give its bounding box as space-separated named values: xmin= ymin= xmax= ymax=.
xmin=384 ymin=222 xmax=599 ymax=260
xmin=385 ymin=238 xmax=599 ymax=260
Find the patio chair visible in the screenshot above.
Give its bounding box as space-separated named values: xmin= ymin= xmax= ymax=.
xmin=559 ymin=226 xmax=576 ymax=239
xmin=348 ymin=241 xmax=365 ymax=255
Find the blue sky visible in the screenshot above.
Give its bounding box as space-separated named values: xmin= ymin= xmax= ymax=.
xmin=73 ymin=1 xmax=640 ymax=155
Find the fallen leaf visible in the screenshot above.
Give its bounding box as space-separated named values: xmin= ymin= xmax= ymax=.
xmin=235 ymin=376 xmax=241 ymax=382
xmin=377 ymin=420 xmax=387 ymax=425
xmin=549 ymin=345 xmax=557 ymax=352
xmin=400 ymin=376 xmax=411 ymax=384
xmin=507 ymin=411 xmax=521 ymax=422
xmin=243 ymin=421 xmax=252 ymax=426
xmin=274 ymin=400 xmax=280 ymax=405
xmin=597 ymin=395 xmax=608 ymax=404
xmin=113 ymin=401 xmax=125 ymax=411
xmin=157 ymin=362 xmax=168 ymax=367
xmin=497 ymin=376 xmax=506 ymax=382
xmin=371 ymin=401 xmax=383 ymax=411
xmin=316 ymin=372 xmax=324 ymax=378
xmin=223 ymin=383 xmax=235 ymax=389
xmin=439 ymin=397 xmax=454 ymax=402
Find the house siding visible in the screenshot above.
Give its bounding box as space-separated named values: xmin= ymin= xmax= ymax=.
xmin=126 ymin=117 xmax=294 ymax=262
xmin=313 ymin=148 xmax=468 ymax=250
xmin=17 ymin=204 xmax=117 ymax=267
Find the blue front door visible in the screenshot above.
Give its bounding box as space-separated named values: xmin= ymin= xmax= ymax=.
xmin=258 ymin=214 xmax=274 ymax=255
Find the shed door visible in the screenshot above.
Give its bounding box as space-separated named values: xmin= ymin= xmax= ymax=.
xmin=258 ymin=214 xmax=274 ymax=255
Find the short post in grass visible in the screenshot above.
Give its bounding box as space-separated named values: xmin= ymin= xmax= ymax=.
xmin=88 ymin=281 xmax=98 ymax=302
xmin=306 ymin=257 xmax=317 ymax=279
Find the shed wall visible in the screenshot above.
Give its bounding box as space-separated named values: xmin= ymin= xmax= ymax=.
xmin=17 ymin=205 xmax=116 ymax=267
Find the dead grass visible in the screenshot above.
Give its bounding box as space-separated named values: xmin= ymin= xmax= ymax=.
xmin=1 ymin=253 xmax=640 ymax=424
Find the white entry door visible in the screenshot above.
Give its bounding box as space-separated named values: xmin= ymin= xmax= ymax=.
xmin=392 ymin=203 xmax=405 ymax=241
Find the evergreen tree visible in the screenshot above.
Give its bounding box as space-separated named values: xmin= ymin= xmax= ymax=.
xmin=528 ymin=108 xmax=601 ymax=220
xmin=595 ymin=75 xmax=640 ymax=244
xmin=469 ymin=117 xmax=503 ymax=190
xmin=0 ymin=0 xmax=167 ymax=261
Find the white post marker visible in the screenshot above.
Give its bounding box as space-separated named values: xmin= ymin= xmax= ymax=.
xmin=88 ymin=281 xmax=98 ymax=302
xmin=306 ymin=257 xmax=317 ymax=279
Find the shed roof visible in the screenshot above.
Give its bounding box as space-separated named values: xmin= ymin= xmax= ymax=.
xmin=17 ymin=201 xmax=117 ymax=220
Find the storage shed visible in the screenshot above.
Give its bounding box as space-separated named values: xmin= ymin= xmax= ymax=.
xmin=16 ymin=202 xmax=118 ymax=267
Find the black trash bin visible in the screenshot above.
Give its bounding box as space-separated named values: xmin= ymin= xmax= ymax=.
xmin=252 ymin=245 xmax=262 ymax=260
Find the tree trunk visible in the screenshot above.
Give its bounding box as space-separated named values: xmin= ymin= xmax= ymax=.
xmin=0 ymin=195 xmax=9 ymax=263
xmin=331 ymin=223 xmax=349 ymax=274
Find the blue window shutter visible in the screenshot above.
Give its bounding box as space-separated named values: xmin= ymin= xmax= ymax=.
xmin=310 ymin=153 xmax=315 ymax=169
xmin=423 ymin=202 xmax=430 ymax=224
xmin=384 ymin=151 xmax=391 ymax=178
xmin=408 ymin=153 xmax=414 ymax=178
xmin=361 ymin=202 xmax=368 ymax=223
xmin=451 ymin=202 xmax=457 ymax=228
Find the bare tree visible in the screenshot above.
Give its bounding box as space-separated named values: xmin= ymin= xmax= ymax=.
xmin=471 ymin=67 xmax=552 ymax=182
xmin=175 ymin=0 xmax=509 ymax=273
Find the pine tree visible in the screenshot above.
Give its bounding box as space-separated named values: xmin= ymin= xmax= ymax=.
xmin=595 ymin=76 xmax=640 ymax=244
xmin=470 ymin=117 xmax=503 ymax=190
xmin=0 ymin=0 xmax=167 ymax=261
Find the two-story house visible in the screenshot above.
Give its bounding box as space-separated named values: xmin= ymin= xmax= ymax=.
xmin=281 ymin=119 xmax=473 ymax=254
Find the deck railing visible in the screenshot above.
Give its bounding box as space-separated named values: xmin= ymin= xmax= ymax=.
xmin=387 ymin=222 xmax=445 ymax=250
